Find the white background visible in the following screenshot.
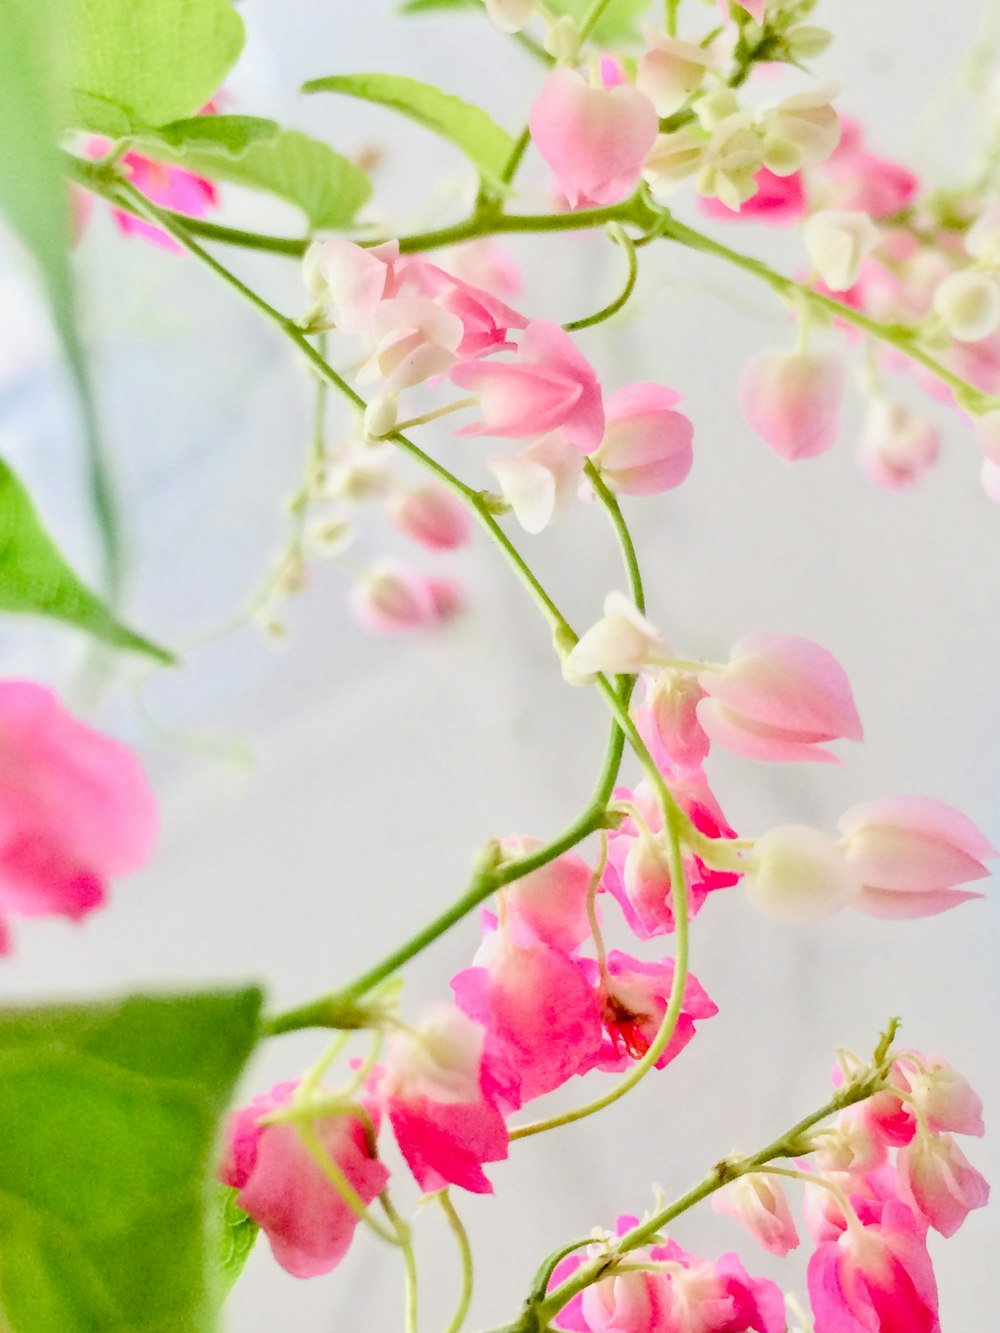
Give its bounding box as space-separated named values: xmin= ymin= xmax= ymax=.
xmin=0 ymin=0 xmax=997 ymax=1328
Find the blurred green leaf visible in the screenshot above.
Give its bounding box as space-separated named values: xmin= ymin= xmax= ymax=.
xmin=66 ymin=0 xmax=245 ymax=137
xmin=143 ymin=114 xmax=281 ymax=157
xmin=0 ymin=459 xmax=173 ymax=663
xmin=303 ymin=72 xmax=515 ymax=187
xmin=548 ymin=0 xmax=648 ymax=43
xmin=216 ymin=1186 xmax=259 ymax=1293
xmin=0 ymin=987 xmax=263 ymax=1332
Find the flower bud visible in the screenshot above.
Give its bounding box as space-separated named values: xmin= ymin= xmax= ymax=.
xmin=636 ymin=31 xmax=715 ymax=118
xmin=484 ymin=0 xmax=537 ymax=33
xmin=693 ymin=88 xmax=740 ymax=133
xmin=388 ymin=484 xmax=472 ymax=551
xmin=593 ymin=383 xmax=694 ymax=495
xmin=804 ymin=209 xmax=879 ymax=291
xmin=745 ymin=825 xmax=861 ymax=923
xmin=544 ymin=15 xmax=580 ymax=62
xmin=738 ymin=348 xmax=846 ymax=462
xmin=713 ymin=1173 xmax=800 ymax=1257
xmin=364 ymin=392 xmax=398 ymax=439
xmin=857 ymin=399 xmax=939 ymax=490
xmin=642 ymin=128 xmax=706 ymax=197
xmin=760 ymin=86 xmax=840 ymax=175
xmin=350 ymin=562 xmax=458 ymax=634
xmin=932 ymin=270 xmax=1000 ymax=343
xmin=565 ymin=591 xmax=667 ymax=683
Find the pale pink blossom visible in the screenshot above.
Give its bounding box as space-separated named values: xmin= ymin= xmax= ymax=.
xmin=582 ymin=949 xmax=718 ymax=1072
xmin=810 ymin=1107 xmax=889 ymax=1179
xmin=380 ymin=1004 xmax=508 ymax=1194
xmin=565 ymin=592 xmax=667 ymax=682
xmin=804 ymin=210 xmax=880 ymax=292
xmin=633 ymin=669 xmax=709 ymax=773
xmin=822 ymin=120 xmax=920 ymax=219
xmin=807 ymin=1197 xmax=940 ymax=1333
xmin=408 ymin=258 xmax=527 ymax=359
xmin=487 ymin=432 xmax=584 ymax=534
xmin=303 ymin=238 xmax=403 ymax=335
xmin=446 ymin=240 xmax=523 ymax=302
xmin=713 ymin=1173 xmax=800 ymax=1257
xmin=637 ymin=32 xmax=716 ymax=118
xmin=838 ymin=795 xmax=995 ymax=919
xmin=895 ymin=1053 xmax=985 ymax=1138
xmin=528 ymin=68 xmax=659 ymax=209
xmin=220 ymin=1081 xmax=389 ymax=1278
xmin=744 ymin=825 xmax=860 ymax=924
xmin=451 ymin=924 xmax=602 ymax=1110
xmin=350 ymin=562 xmax=459 ymax=633
xmin=500 ymin=837 xmax=594 ymax=954
xmin=388 ymin=484 xmax=472 ymax=551
xmin=357 ymin=295 xmax=464 ymax=392
xmin=697 ymin=633 xmax=863 ymax=764
xmin=896 ymin=1131 xmax=989 ymax=1237
xmin=857 ymin=400 xmax=939 ymax=490
xmin=593 ymin=384 xmax=694 ymax=495
xmin=738 ymin=348 xmax=846 ymax=462
xmin=0 ymin=681 xmax=157 ymax=949
xmin=452 ymin=320 xmax=604 ymax=451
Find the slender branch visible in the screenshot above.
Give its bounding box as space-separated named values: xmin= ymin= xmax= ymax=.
xmin=564 ymin=225 xmax=639 ymax=333
xmin=439 ymin=1191 xmax=474 ymax=1333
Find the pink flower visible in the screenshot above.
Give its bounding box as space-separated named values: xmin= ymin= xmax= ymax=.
xmin=379 ymin=1005 xmax=508 ymax=1194
xmin=528 ymin=68 xmax=659 ymax=209
xmin=446 ymin=239 xmax=523 ymax=302
xmin=408 ymin=259 xmax=527 ymax=359
xmin=633 ymin=669 xmax=710 ymax=774
xmin=451 ymin=922 xmax=602 ymax=1110
xmin=857 ymin=400 xmax=939 ymax=490
xmin=0 ymin=681 xmax=157 ymax=950
xmin=220 ymin=1081 xmax=390 ymax=1278
xmin=388 ymin=484 xmax=472 ymax=551
xmin=592 ymin=384 xmax=694 ymax=495
xmin=807 ymin=1197 xmax=941 ymax=1333
xmin=452 ymin=320 xmax=605 ymax=452
xmin=698 ymin=166 xmax=806 ymax=224
xmin=697 ymin=633 xmax=863 ymax=764
xmin=304 ymin=239 xmax=404 ymax=335
xmin=357 ymin=295 xmax=464 ymax=392
xmin=350 ymin=561 xmax=460 ymax=634
xmin=487 ymin=432 xmax=585 ymax=534
xmin=863 ymin=1052 xmax=984 ymax=1146
xmin=838 ymin=795 xmax=996 ymax=919
xmin=738 ymin=348 xmax=846 ymax=462
xmin=112 ymin=152 xmax=217 ymax=252
xmin=713 ymin=1174 xmax=800 ymax=1257
xmin=896 ymin=1131 xmax=989 ymax=1237
xmin=581 ymin=949 xmax=718 ymax=1072
xmin=500 ymin=837 xmax=595 ymax=954
xmin=823 ymin=121 xmax=920 ymax=219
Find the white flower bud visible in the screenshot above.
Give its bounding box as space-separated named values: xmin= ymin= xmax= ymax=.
xmin=484 ymin=0 xmax=537 ymax=34
xmin=364 ymin=393 xmax=398 ymax=439
xmin=933 ymin=270 xmax=1000 ymax=343
xmin=564 ymin=592 xmax=667 ymax=684
xmin=804 ymin=210 xmax=879 ymax=291
xmin=694 ymin=87 xmax=740 ymax=132
xmin=698 ymin=113 xmax=763 ymax=212
xmin=745 ymin=825 xmax=861 ymax=924
xmin=760 ymin=85 xmax=840 ymax=175
xmin=965 ymin=207 xmax=1000 ymax=267
xmin=636 ymin=30 xmax=715 ymax=118
xmin=544 ymin=15 xmax=580 ymax=62
xmin=643 ymin=129 xmax=706 ymax=198
xmin=785 ymin=25 xmax=833 ymax=61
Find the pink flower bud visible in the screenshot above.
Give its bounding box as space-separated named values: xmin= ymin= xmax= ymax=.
xmin=697 ymin=633 xmax=863 ymax=764
xmin=811 ymin=1106 xmax=888 ymax=1178
xmin=528 ymin=68 xmax=659 ymax=209
xmin=896 ymin=1131 xmax=989 ymax=1237
xmin=633 ymin=669 xmax=709 ymax=773
xmin=0 ymin=681 xmax=157 ymax=951
xmin=713 ymin=1173 xmax=800 ymax=1257
xmin=593 ymin=384 xmax=694 ymax=495
xmin=838 ymin=795 xmax=996 ymax=919
xmin=487 ymin=432 xmax=584 ymax=534
xmin=388 ymin=485 xmax=472 ymax=551
xmin=745 ymin=825 xmax=861 ymax=924
xmin=895 ymin=1052 xmax=985 ymax=1138
xmin=565 ymin=592 xmax=667 ymax=682
xmin=350 ymin=562 xmax=459 ymax=634
xmin=738 ymin=348 xmax=846 ymax=462
xmin=857 ymin=400 xmax=939 ymax=490
xmin=220 ymin=1081 xmax=389 ymax=1277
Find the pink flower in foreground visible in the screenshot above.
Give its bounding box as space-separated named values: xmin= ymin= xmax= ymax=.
xmin=838 ymin=796 xmax=995 ymax=918
xmin=388 ymin=484 xmax=472 ymax=551
xmin=633 ymin=669 xmax=710 ymax=774
xmin=896 ymin=1131 xmax=989 ymax=1237
xmin=350 ymin=562 xmax=460 ymax=634
xmin=409 ymin=259 xmax=527 ymax=359
xmin=697 ymin=633 xmax=863 ymax=764
xmin=452 ymin=922 xmax=602 ymax=1110
xmin=714 ymin=1173 xmax=800 ymax=1257
xmin=304 ymin=238 xmax=404 ymax=335
xmin=807 ymin=1198 xmax=940 ymax=1333
xmin=0 ymin=681 xmax=157 ymax=950
xmin=380 ymin=1005 xmax=508 ymax=1194
xmin=528 ymin=68 xmax=659 ymax=209
xmin=738 ymin=348 xmax=846 ymax=462
xmin=581 ymin=949 xmax=718 ymax=1073
xmin=592 ymin=384 xmax=694 ymax=496
xmin=487 ymin=432 xmax=585 ymax=534
xmin=112 ymin=152 xmax=217 ymax=252
xmin=500 ymin=837 xmax=595 ymax=954
xmin=221 ymin=1081 xmax=389 ymax=1278
xmin=452 ymin=320 xmax=605 ymax=452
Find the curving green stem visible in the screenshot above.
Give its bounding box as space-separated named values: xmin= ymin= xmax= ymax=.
xmin=564 ymin=225 xmax=639 ymax=333
xmin=438 ymin=1191 xmax=474 ymax=1333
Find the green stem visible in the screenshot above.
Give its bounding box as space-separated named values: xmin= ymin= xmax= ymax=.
xmin=666 ymin=0 xmax=680 ymax=37
xmin=296 ymin=1120 xmax=399 ymax=1245
xmin=439 ymin=1191 xmax=474 ymax=1333
xmin=584 ymin=463 xmax=644 ymax=614
xmin=578 ymin=0 xmax=614 ymax=42
xmin=564 ymin=225 xmax=639 ymax=332
xmin=380 ymin=1193 xmax=419 ymax=1333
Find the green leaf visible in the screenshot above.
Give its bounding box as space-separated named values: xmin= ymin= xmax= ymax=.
xmin=216 ymin=1186 xmax=259 ymax=1293
xmin=133 ymin=124 xmax=372 ymax=231
xmin=0 ymin=458 xmax=173 ymax=664
xmin=0 ymin=987 xmax=263 ymax=1333
xmin=303 ymin=72 xmax=515 ymax=187
xmin=144 ymin=114 xmax=282 ymax=158
xmin=399 ymin=0 xmax=477 ymax=11
xmin=548 ymin=0 xmax=648 ymax=43
xmin=66 ymin=0 xmax=246 ymax=137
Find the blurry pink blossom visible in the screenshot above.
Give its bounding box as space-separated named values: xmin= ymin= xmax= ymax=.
xmin=593 ymin=384 xmax=694 ymax=495
xmin=738 ymin=348 xmax=846 ymax=462
xmin=388 ymin=485 xmax=472 ymax=551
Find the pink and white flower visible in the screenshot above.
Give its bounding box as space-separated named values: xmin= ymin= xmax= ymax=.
xmin=738 ymin=348 xmax=846 ymax=462
xmin=713 ymin=1173 xmax=800 ymax=1257
xmin=896 ymin=1131 xmax=989 ymax=1237
xmin=592 ymin=384 xmax=694 ymax=496
xmin=388 ymin=485 xmax=472 ymax=551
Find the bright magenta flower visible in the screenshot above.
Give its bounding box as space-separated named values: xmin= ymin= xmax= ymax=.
xmin=220 ymin=1081 xmax=389 ymax=1278
xmin=697 ymin=633 xmax=863 ymax=764
xmin=0 ymin=681 xmax=157 ymax=951
xmin=528 ymin=68 xmax=658 ymax=209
